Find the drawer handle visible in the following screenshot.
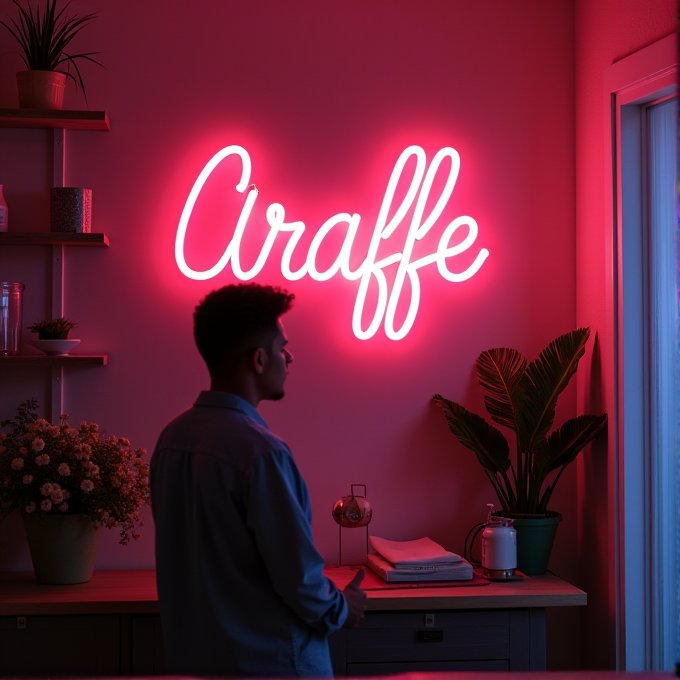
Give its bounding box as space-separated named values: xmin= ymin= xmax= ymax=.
xmin=417 ymin=629 xmax=443 ymax=643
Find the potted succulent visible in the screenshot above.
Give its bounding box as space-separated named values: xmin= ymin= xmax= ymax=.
xmin=0 ymin=400 xmax=150 ymax=583
xmin=27 ymin=316 xmax=80 ymax=355
xmin=1 ymin=0 xmax=103 ymax=110
xmin=433 ymin=327 xmax=607 ymax=574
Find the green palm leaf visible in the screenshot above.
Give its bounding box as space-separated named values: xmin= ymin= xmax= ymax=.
xmin=433 ymin=394 xmax=510 ymax=472
xmin=534 ymin=414 xmax=608 ymax=472
xmin=531 ymin=413 xmax=608 ymax=510
xmin=475 ymin=347 xmax=527 ymax=432
xmin=433 ymin=394 xmax=515 ymax=509
xmin=520 ymin=327 xmax=591 ymax=453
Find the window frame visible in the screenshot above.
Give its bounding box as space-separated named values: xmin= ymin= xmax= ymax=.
xmin=602 ymin=33 xmax=677 ymax=670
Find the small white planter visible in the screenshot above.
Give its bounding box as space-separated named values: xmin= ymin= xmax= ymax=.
xmin=29 ymin=339 xmax=80 ymax=356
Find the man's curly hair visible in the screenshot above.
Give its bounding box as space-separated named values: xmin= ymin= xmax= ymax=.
xmin=194 ymin=283 xmax=294 ymax=377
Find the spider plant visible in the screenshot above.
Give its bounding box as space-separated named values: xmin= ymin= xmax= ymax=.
xmin=1 ymin=0 xmax=103 ymax=103
xmin=433 ymin=327 xmax=607 ymax=515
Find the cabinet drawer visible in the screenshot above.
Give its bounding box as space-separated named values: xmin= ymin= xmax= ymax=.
xmin=346 ymin=610 xmax=510 ymax=663
xmin=132 ymin=614 xmax=166 ymax=675
xmin=347 ymin=660 xmax=509 ymax=675
xmin=0 ymin=614 xmax=120 ymax=676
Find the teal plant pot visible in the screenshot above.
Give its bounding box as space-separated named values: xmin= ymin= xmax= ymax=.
xmin=495 ymin=511 xmax=562 ymax=575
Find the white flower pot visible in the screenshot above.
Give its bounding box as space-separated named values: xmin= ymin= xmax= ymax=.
xmin=22 ymin=513 xmax=104 ymax=584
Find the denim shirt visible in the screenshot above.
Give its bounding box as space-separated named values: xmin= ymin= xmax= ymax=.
xmin=150 ymin=391 xmax=347 ymax=677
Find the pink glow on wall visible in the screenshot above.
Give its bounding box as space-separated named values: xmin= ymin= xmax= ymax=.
xmin=0 ymin=0 xmax=589 ymax=665
xmin=175 ymin=144 xmax=489 ymax=340
xmin=0 ymin=5 xmax=580 ymax=665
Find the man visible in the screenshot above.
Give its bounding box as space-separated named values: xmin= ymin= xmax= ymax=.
xmin=150 ymin=283 xmax=366 ymax=678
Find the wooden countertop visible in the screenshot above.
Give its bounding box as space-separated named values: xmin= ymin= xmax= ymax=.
xmin=0 ymin=568 xmax=586 ymax=616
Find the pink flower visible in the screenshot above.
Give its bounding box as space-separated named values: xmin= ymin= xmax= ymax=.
xmin=57 ymin=502 xmax=68 ymax=512
xmin=23 ymin=475 xmax=33 ymax=484
xmin=10 ymin=457 xmax=24 ymax=470
xmin=50 ymin=490 xmax=64 ymax=504
xmin=40 ymin=483 xmax=54 ymax=496
xmin=25 ymin=502 xmax=36 ymax=513
xmin=80 ymin=479 xmax=94 ymax=493
xmin=31 ymin=438 xmax=45 ymax=452
xmin=35 ymin=454 xmax=50 ymax=466
xmin=58 ymin=463 xmax=71 ymax=476
xmin=19 ymin=447 xmax=27 ymax=455
xmin=40 ymin=499 xmax=52 ymax=512
xmin=83 ymin=463 xmax=100 ymax=477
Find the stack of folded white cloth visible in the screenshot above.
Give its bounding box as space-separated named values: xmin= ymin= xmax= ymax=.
xmin=366 ymin=536 xmax=473 ymax=582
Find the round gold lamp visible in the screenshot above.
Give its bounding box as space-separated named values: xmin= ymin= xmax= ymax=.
xmin=332 ymin=484 xmax=372 ymax=566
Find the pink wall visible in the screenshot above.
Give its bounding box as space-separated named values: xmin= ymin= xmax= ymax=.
xmin=574 ymin=0 xmax=676 ymax=670
xmin=0 ymin=0 xmax=583 ymax=666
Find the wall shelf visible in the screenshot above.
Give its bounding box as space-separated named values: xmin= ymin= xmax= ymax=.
xmin=0 ymin=111 xmax=111 ymax=421
xmin=0 ymin=355 xmax=108 ymax=366
xmin=0 ymin=232 xmax=109 ymax=247
xmin=0 ymin=109 xmax=109 ymax=131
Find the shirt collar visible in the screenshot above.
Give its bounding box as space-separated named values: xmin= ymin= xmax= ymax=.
xmin=194 ymin=391 xmax=268 ymax=429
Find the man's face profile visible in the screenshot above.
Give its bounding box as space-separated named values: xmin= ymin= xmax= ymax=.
xmin=260 ymin=320 xmax=293 ymax=401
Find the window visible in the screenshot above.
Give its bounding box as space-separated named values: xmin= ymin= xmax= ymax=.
xmin=646 ymin=96 xmax=679 ymax=668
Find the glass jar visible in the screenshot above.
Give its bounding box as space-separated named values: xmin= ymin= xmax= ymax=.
xmin=1 ymin=282 xmax=25 ymax=355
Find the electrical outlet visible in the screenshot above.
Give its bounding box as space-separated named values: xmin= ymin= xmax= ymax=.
xmin=425 ymin=613 xmax=435 ymax=627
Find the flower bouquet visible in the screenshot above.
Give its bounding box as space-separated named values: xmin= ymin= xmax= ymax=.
xmin=0 ymin=400 xmax=150 ymax=545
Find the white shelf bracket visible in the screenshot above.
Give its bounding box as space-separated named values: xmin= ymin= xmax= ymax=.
xmin=50 ymin=366 xmax=64 ymax=424
xmin=53 ymin=128 xmax=66 ymax=187
xmin=50 ymin=128 xmax=66 ymax=421
xmin=51 ymin=244 xmax=65 ymax=318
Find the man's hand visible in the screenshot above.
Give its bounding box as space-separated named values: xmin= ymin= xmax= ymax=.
xmin=342 ymin=568 xmax=367 ymax=627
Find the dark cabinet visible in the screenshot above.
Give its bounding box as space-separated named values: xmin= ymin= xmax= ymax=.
xmin=0 ymin=569 xmax=585 ymax=676
xmin=131 ymin=615 xmax=166 ymax=675
xmin=0 ymin=614 xmax=120 ymax=676
xmin=329 ymin=608 xmax=543 ymax=676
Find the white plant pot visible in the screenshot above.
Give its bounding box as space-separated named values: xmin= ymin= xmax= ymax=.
xmin=29 ymin=338 xmax=80 ymax=356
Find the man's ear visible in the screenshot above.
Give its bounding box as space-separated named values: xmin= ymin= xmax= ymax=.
xmin=252 ymin=347 xmax=267 ymax=374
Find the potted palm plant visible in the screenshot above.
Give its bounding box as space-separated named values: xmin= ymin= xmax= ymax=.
xmin=1 ymin=0 xmax=103 ymax=110
xmin=433 ymin=327 xmax=607 ymax=574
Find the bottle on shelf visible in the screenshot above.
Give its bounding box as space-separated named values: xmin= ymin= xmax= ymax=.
xmin=0 ymin=185 xmax=7 ymax=231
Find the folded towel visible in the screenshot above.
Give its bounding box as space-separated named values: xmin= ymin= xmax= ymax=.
xmin=369 ymin=536 xmax=462 ymax=567
xmin=366 ymin=552 xmax=473 ymax=582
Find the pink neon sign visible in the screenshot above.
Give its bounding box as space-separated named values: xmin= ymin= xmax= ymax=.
xmin=175 ymin=145 xmax=490 ymax=340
